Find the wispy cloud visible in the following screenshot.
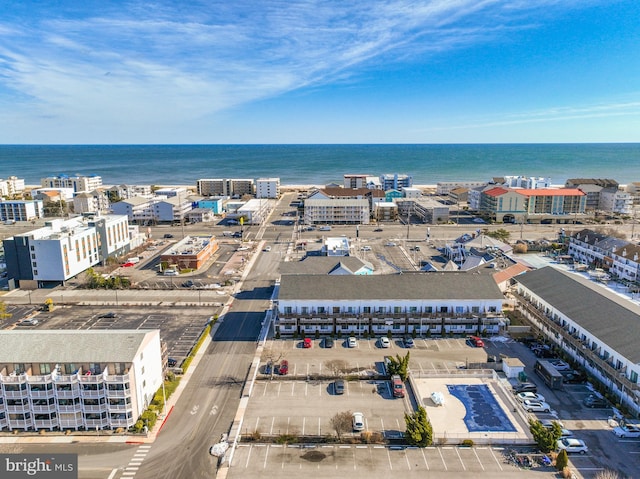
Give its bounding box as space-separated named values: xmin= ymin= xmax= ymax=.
xmin=0 ymin=0 xmax=606 ymax=137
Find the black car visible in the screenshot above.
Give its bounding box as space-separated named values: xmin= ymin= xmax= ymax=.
xmin=334 ymin=379 xmax=345 ymax=395
xmin=167 ymin=358 xmax=178 ymax=367
xmin=182 ymin=280 xmax=194 ymax=288
xmin=98 ymin=312 xmax=117 ymax=318
xmin=323 ymin=338 xmax=334 ymax=348
xmin=561 ymin=370 xmax=586 ymax=384
xmin=163 ymin=233 xmax=174 ymax=239
xmin=513 ymin=382 xmax=538 ymax=394
xmin=583 ymin=395 xmax=609 ymax=408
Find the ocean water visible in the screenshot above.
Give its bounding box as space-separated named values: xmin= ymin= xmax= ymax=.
xmin=1 ymin=144 xmax=639 ymax=186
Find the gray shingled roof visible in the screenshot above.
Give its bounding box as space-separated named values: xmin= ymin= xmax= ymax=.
xmin=0 ymin=330 xmax=155 ymax=363
xmin=515 ymin=267 xmax=640 ymax=363
xmin=279 ymin=257 xmax=372 ymax=275
xmin=278 ymin=272 xmax=503 ymax=300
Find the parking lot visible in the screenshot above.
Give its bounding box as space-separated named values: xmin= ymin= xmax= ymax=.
xmin=20 ymin=305 xmax=215 ymax=364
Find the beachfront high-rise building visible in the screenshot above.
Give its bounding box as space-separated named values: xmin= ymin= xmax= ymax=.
xmin=196 ymin=178 xmax=254 ymax=197
xmin=256 ymin=178 xmax=280 ymax=199
xmin=41 ymin=174 xmax=103 ymax=193
xmin=0 ymin=176 xmax=26 ymax=197
xmin=380 ymin=173 xmax=412 ymax=191
xmin=0 ymin=200 xmax=44 ymax=223
xmin=343 ymin=174 xmax=372 ymax=189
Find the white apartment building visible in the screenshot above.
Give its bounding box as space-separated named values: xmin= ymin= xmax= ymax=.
xmin=0 ymin=176 xmax=26 ymax=196
xmin=31 ymin=187 xmax=75 ymax=202
xmin=303 ymin=198 xmax=370 ymax=225
xmin=599 ymin=189 xmax=633 ymax=215
xmin=107 ymin=184 xmax=153 ymax=200
xmin=73 ymin=190 xmax=110 ymax=214
xmin=236 ymin=199 xmax=271 ymax=225
xmin=276 ymin=273 xmax=504 ymax=337
xmin=256 ymin=178 xmax=281 ymax=199
xmin=3 ymin=215 xmax=129 ymax=287
xmin=514 ymin=267 xmax=640 ymax=416
xmin=343 ymin=174 xmax=372 ymax=189
xmin=437 ymin=181 xmax=488 ymax=196
xmin=567 ymin=229 xmax=630 ymax=269
xmin=0 ymin=330 xmax=163 ymax=432
xmin=152 ymin=197 xmax=192 ymax=223
xmin=110 ymin=197 xmax=155 ymax=223
xmin=610 ymin=244 xmax=640 ymax=283
xmin=501 ymin=176 xmax=551 ymax=189
xmin=41 ymin=175 xmax=103 ymax=193
xmin=0 ymin=200 xmax=44 ymax=222
xmin=154 ymin=187 xmax=188 ymax=198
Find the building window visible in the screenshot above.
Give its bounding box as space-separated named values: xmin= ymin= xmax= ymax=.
xmin=394 ymin=306 xmax=401 ymax=313
xmin=301 ymin=307 xmax=308 ymax=314
xmin=39 ymin=363 xmax=51 ymax=374
xmin=455 ymin=306 xmax=464 ymax=314
xmin=284 ymin=306 xmax=292 ymax=314
xmin=363 ymin=306 xmax=371 ymax=313
xmin=440 ymin=306 xmax=448 ymax=313
xmin=333 ymin=307 xmax=340 ymax=314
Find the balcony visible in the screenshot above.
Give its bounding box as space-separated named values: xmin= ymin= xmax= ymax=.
xmin=104 ymin=373 xmax=131 ymax=384
xmin=55 ymin=388 xmax=81 ymax=399
xmin=57 ymin=404 xmax=83 ymax=413
xmin=30 ymin=389 xmax=55 ymax=399
xmin=84 ymin=418 xmax=109 ymax=429
xmin=80 ymin=388 xmax=106 ymax=399
xmin=78 ymin=373 xmax=104 ymax=384
xmin=82 ymin=404 xmax=108 ymax=414
xmin=7 ymin=419 xmax=31 ymax=430
xmin=3 ymin=389 xmax=29 ymax=399
xmin=5 ymin=404 xmax=30 ymax=414
xmin=58 ymin=417 xmax=83 ymax=429
xmin=33 ymin=419 xmax=58 ymax=430
xmin=32 ymin=404 xmax=57 ymax=414
xmin=109 ymin=417 xmax=134 ymax=428
xmin=106 ymin=388 xmax=131 ymax=398
xmin=108 ymin=403 xmax=132 ymax=412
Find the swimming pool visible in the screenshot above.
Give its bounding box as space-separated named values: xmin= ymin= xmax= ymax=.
xmin=447 ymin=384 xmax=517 ymax=433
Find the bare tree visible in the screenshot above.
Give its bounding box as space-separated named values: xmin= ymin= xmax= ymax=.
xmin=331 ymin=411 xmax=352 ymax=439
xmin=262 ymin=348 xmax=284 ymax=379
xmin=595 ymin=470 xmax=620 ymax=479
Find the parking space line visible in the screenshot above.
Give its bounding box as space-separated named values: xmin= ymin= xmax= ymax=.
xmin=380 ymin=418 xmax=385 ymax=436
xmin=318 ymin=417 xmax=321 ymax=435
xmin=245 ymin=444 xmax=253 ymax=468
xmin=489 ymin=447 xmax=504 ymax=471
xmin=455 ymin=447 xmax=466 ymax=471
xmin=437 ymin=447 xmax=448 ymax=470
xmin=405 ymin=450 xmax=412 ymax=470
xmin=421 ymin=448 xmax=430 ymax=469
xmin=386 ymin=448 xmax=393 ymax=470
xmin=254 ymin=417 xmax=260 ymax=433
xmin=263 ymin=445 xmax=270 ymax=469
xmin=472 ymin=448 xmax=485 ymax=471
xmin=269 ymin=417 xmax=274 ymax=435
xmin=286 ymin=416 xmax=290 ymax=434
xmin=302 ymin=417 xmax=306 ymax=435
xmin=419 ymin=362 xmax=424 ymax=374
xmin=290 ymin=382 xmax=294 ymax=396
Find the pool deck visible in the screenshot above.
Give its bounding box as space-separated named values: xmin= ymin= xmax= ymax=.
xmin=413 ymin=376 xmax=532 ymax=445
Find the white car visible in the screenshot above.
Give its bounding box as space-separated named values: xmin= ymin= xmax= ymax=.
xmin=347 ymin=336 xmax=357 ymax=348
xmin=379 ymin=337 xmax=390 ymax=348
xmin=613 ymin=425 xmax=640 ymax=438
xmin=557 ymin=438 xmax=588 ymax=454
xmin=522 ymin=400 xmax=551 ymax=413
xmin=352 ymin=412 xmax=365 ymax=432
xmin=516 ymin=392 xmax=546 ymax=403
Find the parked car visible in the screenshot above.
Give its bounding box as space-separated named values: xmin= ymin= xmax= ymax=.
xmin=17 ymin=318 xmax=38 ymax=326
xmin=277 ymin=360 xmax=289 ymax=375
xmin=560 ymin=370 xmax=587 ymax=383
xmin=334 ymin=379 xmax=345 ymax=395
xmin=302 ymin=338 xmax=312 ymax=349
xmin=391 ymin=374 xmax=405 ymax=398
xmin=121 ymin=262 xmax=135 ymax=267
xmin=468 ymin=335 xmax=485 ymax=347
xmin=97 ymin=312 xmax=117 ymax=319
xmin=557 ymin=438 xmax=588 ymax=454
xmin=323 ymin=338 xmax=334 ymax=349
xmin=385 ymin=242 xmax=397 ymax=247
xmin=352 ymin=412 xmax=365 ymax=431
xmin=516 ymin=392 xmax=546 ymax=403
xmin=613 ymin=424 xmax=640 ymax=438
xmin=347 ymin=336 xmax=357 ymax=348
xmin=583 ymin=394 xmax=609 ymax=408
xmin=522 ymin=400 xmax=551 ymax=413
xmin=182 ymin=280 xmax=195 ymax=288
xmin=167 ymin=357 xmax=177 ymax=367
xmin=512 ymin=382 xmax=538 ymax=394
xmin=403 ymin=336 xmax=415 ymax=348
xmin=379 ymin=337 xmax=390 ymax=348
xmin=541 ymin=419 xmax=564 ymax=429
xmin=163 ymin=269 xmax=179 ymax=276
xmin=163 ymin=233 xmax=174 ymax=239
xmin=360 ymin=246 xmax=372 ymax=252
xmin=263 ymin=246 xmax=272 ymax=252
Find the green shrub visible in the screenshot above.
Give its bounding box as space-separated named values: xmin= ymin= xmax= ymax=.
xmin=461 ymin=439 xmax=474 ymax=447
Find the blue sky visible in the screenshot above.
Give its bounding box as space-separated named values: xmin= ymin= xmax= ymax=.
xmin=0 ymin=0 xmax=639 ymax=144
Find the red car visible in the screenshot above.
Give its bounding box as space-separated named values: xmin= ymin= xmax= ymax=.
xmin=277 ymin=360 xmax=289 ymax=375
xmin=469 ymin=336 xmax=485 ymax=347
xmin=303 ymin=338 xmax=312 ymax=348
xmin=121 ymin=262 xmax=135 ymax=267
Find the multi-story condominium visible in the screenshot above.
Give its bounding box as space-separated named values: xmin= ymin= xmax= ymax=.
xmin=276 ymin=273 xmax=504 ymax=337
xmin=565 ymin=178 xmax=619 ymax=189
xmin=0 ymin=329 xmax=163 ymax=432
xmin=396 ymin=198 xmax=449 ymax=224
xmin=31 ymin=187 xmax=75 ymax=202
xmin=599 ymin=188 xmax=633 ymax=215
xmin=154 ymin=187 xmax=188 ymax=198
xmin=110 ymin=197 xmax=155 ymax=223
xmin=304 ymin=198 xmax=370 ymax=225
xmin=343 ymin=174 xmax=373 ymax=189
xmin=436 ymin=181 xmax=488 ymax=196
xmin=514 ymin=267 xmax=640 ymax=416
xmin=0 ymin=176 xmax=26 ymax=196
xmin=567 ymin=229 xmax=630 ymax=270
xmin=2 ymin=215 xmax=129 ymax=288
xmin=196 ymin=179 xmax=254 ymax=197
xmin=381 ymin=173 xmax=412 ymax=191
xmin=256 ymin=178 xmax=281 ymax=199
xmin=500 ymin=176 xmax=551 ymax=189
xmin=610 ymin=244 xmax=640 ymax=283
xmin=152 ymin=197 xmax=192 ymax=223
xmin=41 ymin=174 xmax=103 ymax=193
xmin=402 ymin=187 xmax=422 ymax=199
xmin=73 ymin=190 xmax=110 ymax=214
xmin=236 ymin=199 xmax=271 ymax=225
xmin=107 ymin=184 xmax=153 ymax=200
xmin=480 ymin=187 xmax=586 ymax=223
xmin=0 ymin=200 xmax=44 ymax=222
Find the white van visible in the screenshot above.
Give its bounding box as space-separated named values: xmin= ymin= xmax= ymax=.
xmin=128 ymin=257 xmax=140 ymax=264
xmin=319 ymin=226 xmax=331 ymax=231
xmin=163 ymin=269 xmax=178 ymax=276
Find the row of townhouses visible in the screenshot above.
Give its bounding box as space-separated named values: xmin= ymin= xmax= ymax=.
xmin=567 ymin=229 xmax=640 ymax=283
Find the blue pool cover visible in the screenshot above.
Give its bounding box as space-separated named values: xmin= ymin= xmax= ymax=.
xmin=447 ymin=384 xmax=517 ymax=432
